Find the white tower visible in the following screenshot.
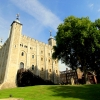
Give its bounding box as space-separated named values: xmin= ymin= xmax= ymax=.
xmin=48 ymin=31 xmax=56 ymax=46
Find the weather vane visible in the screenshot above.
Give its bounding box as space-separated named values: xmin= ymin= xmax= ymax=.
xmin=49 ymin=30 xmax=52 ymax=36
xmin=0 ymin=38 xmax=2 ymax=44
xmin=16 ymin=13 xmax=20 ymax=20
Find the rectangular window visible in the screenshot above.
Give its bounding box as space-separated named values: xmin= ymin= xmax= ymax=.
xmin=50 ymin=69 xmax=51 ymax=72
xmin=48 ymin=53 xmax=50 ymax=56
xmin=32 ymin=65 xmax=34 ymax=70
xmin=32 ymin=55 xmax=34 ymax=58
xmin=42 ymin=68 xmax=43 ymax=71
xmin=41 ymin=51 xmax=43 ymax=54
xmin=41 ymin=58 xmax=43 ymax=61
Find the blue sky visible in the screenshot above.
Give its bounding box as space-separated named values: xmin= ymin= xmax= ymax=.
xmin=0 ymin=0 xmax=100 ymax=71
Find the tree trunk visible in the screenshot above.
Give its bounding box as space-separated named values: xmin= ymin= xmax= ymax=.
xmin=83 ymin=66 xmax=88 ymax=84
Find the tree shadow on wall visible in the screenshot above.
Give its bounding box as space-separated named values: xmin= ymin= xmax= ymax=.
xmin=16 ymin=68 xmax=54 ymax=87
xmin=47 ymin=84 xmax=100 ymax=100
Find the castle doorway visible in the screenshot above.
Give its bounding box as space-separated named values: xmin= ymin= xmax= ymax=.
xmin=20 ymin=62 xmax=24 ymax=69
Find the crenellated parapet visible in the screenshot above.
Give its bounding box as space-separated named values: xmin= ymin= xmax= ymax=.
xmin=0 ymin=15 xmax=60 ymax=89
xmin=21 ymin=34 xmax=53 ymax=48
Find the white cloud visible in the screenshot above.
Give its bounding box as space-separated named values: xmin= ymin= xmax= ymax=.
xmin=98 ymin=9 xmax=100 ymax=12
xmin=89 ymin=3 xmax=94 ymax=8
xmin=10 ymin=0 xmax=62 ymax=31
xmin=89 ymin=3 xmax=94 ymax=10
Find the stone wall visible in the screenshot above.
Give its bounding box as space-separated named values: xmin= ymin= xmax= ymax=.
xmin=0 ymin=19 xmax=60 ymax=89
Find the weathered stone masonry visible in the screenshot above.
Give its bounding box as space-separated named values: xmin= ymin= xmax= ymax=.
xmin=0 ymin=18 xmax=60 ymax=89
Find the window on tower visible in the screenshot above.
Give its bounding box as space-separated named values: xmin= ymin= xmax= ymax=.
xmin=49 ymin=69 xmax=51 ymax=72
xmin=41 ymin=51 xmax=43 ymax=54
xmin=21 ymin=52 xmax=24 ymax=56
xmin=41 ymin=68 xmax=43 ymax=71
xmin=48 ymin=53 xmax=50 ymax=56
xmin=32 ymin=55 xmax=34 ymax=58
xmin=32 ymin=65 xmax=34 ymax=70
xmin=20 ymin=62 xmax=24 ymax=69
xmin=20 ymin=44 xmax=23 ymax=47
xmin=41 ymin=58 xmax=43 ymax=61
xmin=56 ymin=70 xmax=58 ymax=73
xmin=49 ymin=59 xmax=50 ymax=63
xmin=24 ymin=45 xmax=27 ymax=48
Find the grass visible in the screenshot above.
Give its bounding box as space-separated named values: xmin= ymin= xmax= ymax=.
xmin=0 ymin=84 xmax=100 ymax=100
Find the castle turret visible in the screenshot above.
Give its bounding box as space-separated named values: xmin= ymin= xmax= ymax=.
xmin=48 ymin=31 xmax=56 ymax=46
xmin=0 ymin=14 xmax=22 ymax=89
xmin=9 ymin=14 xmax=22 ymax=38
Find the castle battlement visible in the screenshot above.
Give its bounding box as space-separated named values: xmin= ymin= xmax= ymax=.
xmin=21 ymin=34 xmax=53 ymax=48
xmin=0 ymin=18 xmax=60 ymax=89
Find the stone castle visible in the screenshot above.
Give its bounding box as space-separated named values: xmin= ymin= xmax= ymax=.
xmin=0 ymin=16 xmax=60 ymax=89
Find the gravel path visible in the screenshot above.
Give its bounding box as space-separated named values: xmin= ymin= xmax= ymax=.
xmin=0 ymin=98 xmax=23 ymax=100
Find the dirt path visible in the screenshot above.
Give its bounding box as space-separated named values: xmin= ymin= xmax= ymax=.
xmin=0 ymin=98 xmax=23 ymax=100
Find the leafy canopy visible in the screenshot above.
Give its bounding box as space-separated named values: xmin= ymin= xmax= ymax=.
xmin=53 ymin=16 xmax=100 ymax=70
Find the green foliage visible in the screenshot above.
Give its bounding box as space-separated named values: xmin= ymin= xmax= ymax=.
xmin=53 ymin=16 xmax=100 ymax=71
xmin=95 ymin=19 xmax=100 ymax=30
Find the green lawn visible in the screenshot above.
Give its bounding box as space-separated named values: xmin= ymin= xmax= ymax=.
xmin=0 ymin=84 xmax=100 ymax=100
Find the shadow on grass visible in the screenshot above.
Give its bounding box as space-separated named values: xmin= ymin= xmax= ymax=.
xmin=47 ymin=84 xmax=100 ymax=100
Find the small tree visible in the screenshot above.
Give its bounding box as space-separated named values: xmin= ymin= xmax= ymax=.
xmin=53 ymin=16 xmax=100 ymax=83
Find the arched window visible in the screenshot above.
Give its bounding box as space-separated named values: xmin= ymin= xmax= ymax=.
xmin=32 ymin=65 xmax=34 ymax=70
xmin=20 ymin=62 xmax=24 ymax=69
xmin=56 ymin=70 xmax=58 ymax=73
xmin=21 ymin=52 xmax=24 ymax=56
xmin=41 ymin=68 xmax=43 ymax=71
xmin=49 ymin=59 xmax=50 ymax=63
xmin=49 ymin=69 xmax=51 ymax=72
xmin=48 ymin=53 xmax=50 ymax=56
xmin=41 ymin=58 xmax=43 ymax=61
xmin=41 ymin=51 xmax=43 ymax=54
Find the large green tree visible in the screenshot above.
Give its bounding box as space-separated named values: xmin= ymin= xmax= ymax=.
xmin=53 ymin=16 xmax=100 ymax=83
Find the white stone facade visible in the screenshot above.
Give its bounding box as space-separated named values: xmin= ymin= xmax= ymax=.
xmin=0 ymin=19 xmax=60 ymax=89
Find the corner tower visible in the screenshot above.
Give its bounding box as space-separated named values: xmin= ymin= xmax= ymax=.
xmin=0 ymin=14 xmax=22 ymax=89
xmin=48 ymin=31 xmax=56 ymax=46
